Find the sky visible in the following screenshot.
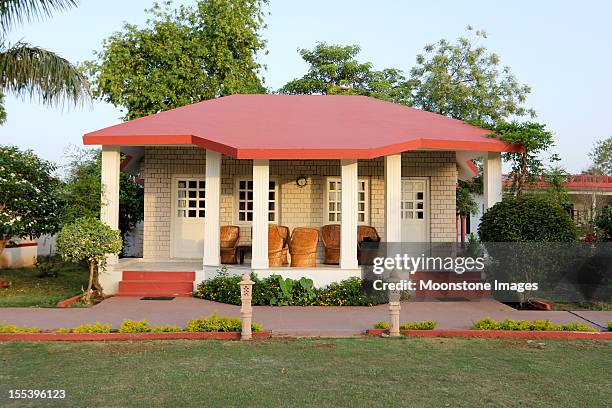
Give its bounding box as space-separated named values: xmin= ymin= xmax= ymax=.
xmin=0 ymin=0 xmax=610 ymax=173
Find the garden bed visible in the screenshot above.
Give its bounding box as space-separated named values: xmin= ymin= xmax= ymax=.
xmin=0 ymin=331 xmax=271 ymax=341
xmin=366 ymin=329 xmax=612 ymax=340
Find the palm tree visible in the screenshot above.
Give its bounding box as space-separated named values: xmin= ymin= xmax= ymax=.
xmin=0 ymin=0 xmax=90 ymax=123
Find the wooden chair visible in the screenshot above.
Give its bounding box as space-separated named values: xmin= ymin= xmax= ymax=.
xmin=220 ymin=225 xmax=240 ymax=264
xmin=277 ymin=225 xmax=290 ymax=266
xmin=268 ymin=224 xmax=285 ymax=267
xmin=289 ymin=227 xmax=319 ymax=267
xmin=321 ymin=224 xmax=341 ymax=264
xmin=357 ymin=225 xmax=381 ymax=265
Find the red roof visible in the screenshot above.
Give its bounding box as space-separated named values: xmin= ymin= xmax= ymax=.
xmin=83 ymin=94 xmax=520 ymax=159
xmin=503 ymin=175 xmax=612 ymax=191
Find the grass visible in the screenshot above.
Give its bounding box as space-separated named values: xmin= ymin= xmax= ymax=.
xmin=0 ymin=338 xmax=610 ymax=407
xmin=0 ymin=261 xmax=88 ymax=307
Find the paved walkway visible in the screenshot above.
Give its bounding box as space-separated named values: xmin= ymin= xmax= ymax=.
xmin=2 ymin=298 xmax=611 ymax=336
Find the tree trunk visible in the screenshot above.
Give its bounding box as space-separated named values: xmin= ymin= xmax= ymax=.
xmin=91 ymin=263 xmax=104 ymax=293
xmin=0 ymin=238 xmax=6 ymax=260
xmin=85 ymin=261 xmax=95 ymax=304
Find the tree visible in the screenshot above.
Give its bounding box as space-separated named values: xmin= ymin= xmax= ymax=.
xmin=56 ymin=217 xmax=122 ymax=303
xmin=61 ymin=148 xmax=144 ymax=250
xmin=83 ymin=0 xmax=268 ymax=121
xmin=409 ymin=27 xmax=534 ymax=123
xmin=280 ymin=43 xmax=412 ymax=104
xmin=0 ymin=0 xmax=90 ymax=123
xmin=484 ymin=120 xmax=556 ymax=195
xmin=594 ymin=206 xmax=612 ymax=241
xmin=0 ymin=145 xmax=62 ymax=257
xmin=588 ymin=136 xmax=612 ymax=175
xmin=543 ymin=165 xmax=570 ymax=208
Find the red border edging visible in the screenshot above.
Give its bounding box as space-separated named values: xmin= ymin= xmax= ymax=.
xmin=0 ymin=331 xmax=271 ymax=341
xmin=366 ymin=329 xmax=612 ymax=340
xmin=56 ymin=295 xmax=81 ymax=308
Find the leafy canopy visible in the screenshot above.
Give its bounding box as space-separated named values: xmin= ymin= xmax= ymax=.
xmin=588 ymin=136 xmax=612 ymax=175
xmin=280 ymin=43 xmax=412 ymax=104
xmin=84 ymin=0 xmax=268 ymax=120
xmin=483 ymin=121 xmax=556 ymax=195
xmin=0 ymin=0 xmax=90 ymax=123
xmin=410 ymin=26 xmax=534 ymax=123
xmin=0 ymin=145 xmax=62 ymax=241
xmin=56 ymin=216 xmax=122 ymax=268
xmin=61 ymin=148 xmax=144 ymax=244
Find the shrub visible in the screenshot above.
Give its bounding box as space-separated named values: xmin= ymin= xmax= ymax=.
xmin=373 ymin=321 xmax=390 ymax=330
xmin=185 ymin=313 xmax=262 ymax=332
xmin=195 ymin=274 xmax=242 ymax=305
xmin=118 ymin=319 xmax=151 ymax=333
xmin=399 ymin=320 xmax=437 ymax=330
xmin=595 ymin=206 xmax=612 ymax=241
xmin=559 ymin=322 xmax=597 ymax=332
xmin=35 ymin=255 xmax=60 ymax=278
xmin=470 ymin=318 xmax=597 ymax=332
xmin=151 ymin=326 xmax=184 ymax=333
xmin=0 ymin=323 xmax=41 ymax=333
xmin=72 ymin=322 xmax=111 ymax=333
xmin=56 ymin=327 xmax=72 ymax=333
xmin=195 ymin=274 xmax=387 ymax=307
xmin=608 ymin=321 xmax=612 ymax=331
xmin=478 ymin=194 xmax=577 ymax=242
xmin=470 ymin=317 xmax=499 ymax=330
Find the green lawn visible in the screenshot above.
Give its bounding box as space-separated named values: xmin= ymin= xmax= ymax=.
xmin=0 ymin=338 xmax=610 ymax=407
xmin=0 ymin=261 xmax=88 ymax=307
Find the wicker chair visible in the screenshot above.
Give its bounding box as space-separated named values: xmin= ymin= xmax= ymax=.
xmin=268 ymin=225 xmax=285 ymax=267
xmin=277 ymin=225 xmax=290 ymax=266
xmin=321 ymin=224 xmax=341 ymax=264
xmin=289 ymin=227 xmax=319 ymax=267
xmin=357 ymin=225 xmax=381 ymax=265
xmin=220 ymin=225 xmax=240 ymax=264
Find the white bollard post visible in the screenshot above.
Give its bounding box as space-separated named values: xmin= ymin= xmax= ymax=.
xmin=239 ymin=272 xmax=254 ymax=340
xmin=388 ymin=270 xmax=401 ymax=337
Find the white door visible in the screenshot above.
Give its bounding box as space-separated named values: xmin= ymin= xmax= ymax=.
xmin=401 ymin=178 xmax=429 ymax=242
xmin=172 ymin=177 xmax=205 ymax=258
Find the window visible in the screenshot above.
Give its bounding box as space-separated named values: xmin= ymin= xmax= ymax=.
xmin=401 ymin=179 xmax=425 ymax=220
xmin=177 ymin=179 xmax=205 ymax=218
xmin=236 ymin=179 xmax=278 ymax=223
xmin=326 ymin=177 xmax=369 ymax=224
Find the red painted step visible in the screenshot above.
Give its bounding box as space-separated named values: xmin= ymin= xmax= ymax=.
xmin=115 ymin=293 xmax=193 ymax=298
xmin=122 ymin=271 xmax=195 ymax=281
xmin=117 ymin=271 xmax=196 ymax=297
xmin=118 ymin=280 xmax=193 ymax=294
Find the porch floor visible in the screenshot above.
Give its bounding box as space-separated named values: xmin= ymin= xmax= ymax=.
xmin=116 ymin=258 xmax=350 ymax=271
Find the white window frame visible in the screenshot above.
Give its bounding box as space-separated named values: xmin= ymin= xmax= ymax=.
xmin=325 ymin=177 xmax=370 ymax=225
xmin=234 ymin=177 xmax=279 ymax=225
xmin=174 ymin=177 xmax=206 ymax=219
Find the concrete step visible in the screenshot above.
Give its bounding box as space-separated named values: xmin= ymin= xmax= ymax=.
xmin=122 ymin=271 xmax=196 ymax=281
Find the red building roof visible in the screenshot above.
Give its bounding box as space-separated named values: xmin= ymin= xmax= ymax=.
xmin=83 ymin=94 xmax=520 ymax=159
xmin=503 ymin=175 xmax=612 ymax=191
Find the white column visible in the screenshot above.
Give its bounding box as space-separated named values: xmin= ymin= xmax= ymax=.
xmin=483 ymin=152 xmax=503 ymax=209
xmin=340 ymin=159 xmax=358 ymax=269
xmin=100 ymin=145 xmax=121 ymax=265
xmin=203 ymin=150 xmax=221 ymax=267
xmin=384 ymin=153 xmax=402 ymax=242
xmin=251 ymin=159 xmax=269 ymax=269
